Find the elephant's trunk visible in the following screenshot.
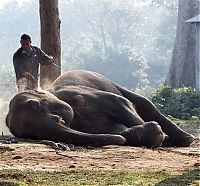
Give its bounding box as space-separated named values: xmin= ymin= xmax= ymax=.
xmin=35 ymin=123 xmax=126 ymax=147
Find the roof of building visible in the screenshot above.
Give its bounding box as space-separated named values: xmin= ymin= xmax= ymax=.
xmin=186 ymin=14 xmax=200 ymax=23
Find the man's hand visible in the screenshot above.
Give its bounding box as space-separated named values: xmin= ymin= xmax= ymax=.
xmin=48 ymin=56 xmax=60 ymax=68
xmin=49 ymin=56 xmax=54 ymax=62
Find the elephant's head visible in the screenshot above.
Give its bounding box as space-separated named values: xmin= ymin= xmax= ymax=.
xmin=6 ymin=90 xmax=125 ymax=146
xmin=6 ymin=90 xmax=74 ymax=138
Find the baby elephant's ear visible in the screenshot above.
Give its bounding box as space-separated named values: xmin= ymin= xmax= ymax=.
xmin=27 ymin=99 xmax=40 ymax=112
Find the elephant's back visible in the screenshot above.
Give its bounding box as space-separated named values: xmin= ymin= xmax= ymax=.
xmin=48 ymin=70 xmax=121 ymax=95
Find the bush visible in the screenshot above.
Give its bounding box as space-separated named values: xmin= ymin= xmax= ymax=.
xmin=150 ymin=86 xmax=200 ymax=120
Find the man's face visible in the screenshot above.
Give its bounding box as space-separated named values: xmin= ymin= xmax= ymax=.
xmin=20 ymin=39 xmax=31 ymax=51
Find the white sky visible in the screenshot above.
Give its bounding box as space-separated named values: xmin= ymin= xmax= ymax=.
xmin=0 ymin=0 xmax=148 ymax=10
xmin=0 ymin=0 xmax=9 ymax=9
xmin=0 ymin=0 xmax=29 ymax=9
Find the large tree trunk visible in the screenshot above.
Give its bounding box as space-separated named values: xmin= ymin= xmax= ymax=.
xmin=165 ymin=0 xmax=199 ymax=88
xmin=39 ymin=0 xmax=61 ymax=89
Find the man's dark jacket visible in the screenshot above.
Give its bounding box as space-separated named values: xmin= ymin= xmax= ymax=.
xmin=13 ymin=46 xmax=52 ymax=82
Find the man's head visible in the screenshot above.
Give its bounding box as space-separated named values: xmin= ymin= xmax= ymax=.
xmin=20 ymin=34 xmax=31 ymax=51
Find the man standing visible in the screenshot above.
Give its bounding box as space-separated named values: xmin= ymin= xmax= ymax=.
xmin=13 ymin=34 xmax=54 ymax=92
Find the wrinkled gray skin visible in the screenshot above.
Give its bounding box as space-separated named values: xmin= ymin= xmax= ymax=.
xmin=6 ymin=70 xmax=194 ymax=147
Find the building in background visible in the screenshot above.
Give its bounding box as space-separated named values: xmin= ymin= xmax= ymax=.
xmin=186 ymin=14 xmax=200 ymax=90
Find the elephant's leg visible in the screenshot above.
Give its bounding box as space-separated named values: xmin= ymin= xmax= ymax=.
xmin=161 ymin=135 xmax=174 ymax=147
xmin=137 ymin=102 xmax=194 ymax=147
xmin=95 ymin=91 xmax=145 ymax=127
xmin=156 ymin=114 xmax=195 ymax=147
xmin=118 ymin=86 xmax=194 ymax=147
xmin=120 ymin=121 xmax=164 ymax=148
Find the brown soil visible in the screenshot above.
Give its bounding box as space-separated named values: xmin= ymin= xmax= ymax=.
xmin=0 ymin=140 xmax=199 ymax=174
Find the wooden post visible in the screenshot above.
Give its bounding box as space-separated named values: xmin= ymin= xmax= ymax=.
xmin=39 ymin=0 xmax=61 ymax=89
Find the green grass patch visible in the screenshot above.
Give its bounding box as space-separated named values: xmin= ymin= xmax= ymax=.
xmin=0 ymin=169 xmax=199 ymax=186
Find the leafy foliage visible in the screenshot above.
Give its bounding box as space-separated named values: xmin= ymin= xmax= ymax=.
xmin=0 ymin=0 xmax=178 ymax=95
xmin=151 ymin=86 xmax=200 ymax=120
xmin=61 ymin=0 xmax=178 ymax=90
xmin=63 ymin=35 xmax=149 ymax=89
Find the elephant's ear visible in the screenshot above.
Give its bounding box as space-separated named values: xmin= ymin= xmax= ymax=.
xmin=27 ymin=99 xmax=40 ymax=112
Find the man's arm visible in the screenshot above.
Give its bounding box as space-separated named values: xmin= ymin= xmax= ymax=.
xmin=38 ymin=48 xmax=54 ymax=65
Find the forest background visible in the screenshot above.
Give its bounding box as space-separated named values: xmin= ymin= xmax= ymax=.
xmin=0 ymin=0 xmax=178 ymax=96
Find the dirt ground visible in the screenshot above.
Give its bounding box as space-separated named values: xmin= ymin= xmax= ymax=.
xmin=0 ymin=139 xmax=199 ymax=174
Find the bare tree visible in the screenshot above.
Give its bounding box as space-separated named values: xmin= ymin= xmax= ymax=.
xmin=165 ymin=0 xmax=199 ymax=88
xmin=39 ymin=0 xmax=61 ymax=89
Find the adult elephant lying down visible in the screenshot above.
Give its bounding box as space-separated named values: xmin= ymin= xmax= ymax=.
xmin=6 ymin=70 xmax=194 ymax=148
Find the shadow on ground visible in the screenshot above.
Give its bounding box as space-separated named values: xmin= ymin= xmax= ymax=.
xmin=155 ymin=169 xmax=200 ymax=186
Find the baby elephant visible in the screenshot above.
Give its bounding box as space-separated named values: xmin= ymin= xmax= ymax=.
xmin=6 ymin=70 xmax=194 ymax=148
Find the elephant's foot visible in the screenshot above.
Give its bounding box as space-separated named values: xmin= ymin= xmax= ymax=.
xmin=162 ymin=133 xmax=195 ymax=147
xmin=121 ymin=121 xmax=164 ymax=148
